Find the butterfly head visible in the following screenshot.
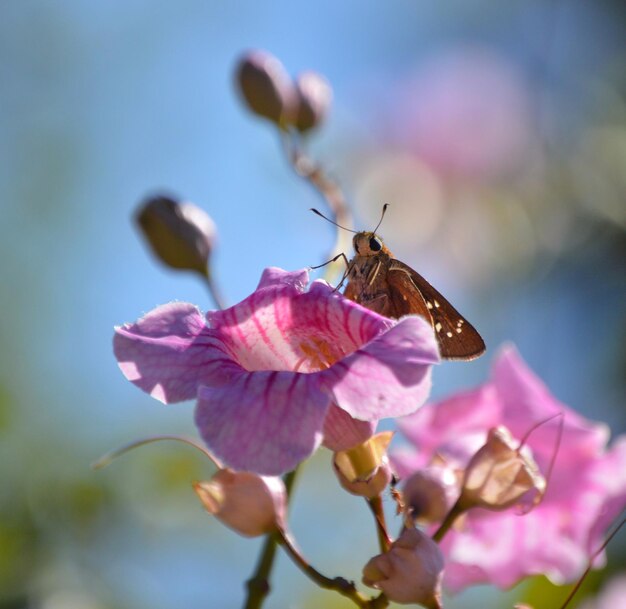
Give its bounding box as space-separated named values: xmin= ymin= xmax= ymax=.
xmin=353 ymin=231 xmax=386 ymax=257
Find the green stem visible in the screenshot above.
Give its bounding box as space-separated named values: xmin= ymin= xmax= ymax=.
xmin=242 ymin=469 xmax=298 ymax=609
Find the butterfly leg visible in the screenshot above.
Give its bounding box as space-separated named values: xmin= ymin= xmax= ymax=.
xmin=310 ymin=252 xmax=349 ymax=271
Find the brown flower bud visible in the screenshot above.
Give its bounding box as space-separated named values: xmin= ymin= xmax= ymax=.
xmin=293 ymin=71 xmax=332 ymax=133
xmin=235 ymin=50 xmax=295 ymax=126
xmin=460 ymin=426 xmax=546 ymax=512
xmin=193 ymin=470 xmax=286 ymax=537
xmin=403 ymin=466 xmax=460 ymax=525
xmin=362 ymin=527 xmax=444 ymax=607
xmin=136 ymin=194 xmax=215 ymax=276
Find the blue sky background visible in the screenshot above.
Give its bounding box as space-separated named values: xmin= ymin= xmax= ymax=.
xmin=1 ymin=1 xmax=624 ymax=608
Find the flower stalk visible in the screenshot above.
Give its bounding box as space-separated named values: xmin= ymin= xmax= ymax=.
xmin=431 ymin=497 xmax=465 ymax=543
xmin=367 ymin=496 xmax=392 ymax=553
xmin=202 ymin=267 xmax=227 ymax=311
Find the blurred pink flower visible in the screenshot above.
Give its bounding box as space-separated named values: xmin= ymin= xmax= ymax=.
xmin=388 ymin=47 xmax=534 ymax=181
xmin=578 ymin=574 xmax=626 ymax=609
xmin=115 ymin=268 xmax=439 ymax=475
xmin=393 ymin=345 xmax=626 ymax=592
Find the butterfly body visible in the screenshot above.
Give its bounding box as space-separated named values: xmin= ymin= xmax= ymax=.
xmin=344 ymin=231 xmax=486 ymax=361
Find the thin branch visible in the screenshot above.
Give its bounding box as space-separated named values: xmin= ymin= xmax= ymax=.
xmin=278 ymin=529 xmax=372 ymax=608
xmin=367 ymin=496 xmax=392 ymax=553
xmin=432 ymin=498 xmax=465 ymax=543
xmin=280 ymin=130 xmax=354 ymax=281
xmin=557 ymin=516 xmax=625 ymax=609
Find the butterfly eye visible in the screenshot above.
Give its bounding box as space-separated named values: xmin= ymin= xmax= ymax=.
xmin=369 ymin=236 xmax=382 ymax=252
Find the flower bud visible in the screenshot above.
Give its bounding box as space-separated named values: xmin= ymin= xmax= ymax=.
xmin=334 ymin=431 xmax=394 ymax=481
xmin=235 ymin=50 xmax=295 ymax=126
xmin=293 ymin=71 xmax=332 ymax=133
xmin=193 ymin=469 xmax=286 ymax=537
xmin=334 ymin=455 xmax=392 ymax=499
xmin=402 ymin=466 xmax=460 ymax=525
xmin=362 ymin=527 xmax=444 ymax=607
xmin=460 ymin=426 xmax=545 ymax=512
xmin=136 ymin=194 xmax=216 ymax=276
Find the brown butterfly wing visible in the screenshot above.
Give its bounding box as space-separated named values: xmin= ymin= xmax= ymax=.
xmin=387 ymin=260 xmax=486 ymax=360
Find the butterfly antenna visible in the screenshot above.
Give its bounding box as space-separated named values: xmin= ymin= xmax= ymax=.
xmin=310 ymin=208 xmax=358 ymax=234
xmin=372 ymin=203 xmax=389 ymax=234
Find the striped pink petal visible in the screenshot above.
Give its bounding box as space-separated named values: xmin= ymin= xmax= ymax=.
xmin=320 ymin=316 xmax=439 ymax=420
xmin=114 ymin=302 xmax=236 ymax=403
xmin=255 ymin=266 xmax=309 ymax=291
xmin=322 ymin=405 xmax=376 ymax=452
xmin=196 ymin=370 xmax=329 ymax=475
xmin=206 ymin=278 xmax=392 ymax=373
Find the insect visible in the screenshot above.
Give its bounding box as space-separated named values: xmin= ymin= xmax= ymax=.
xmin=389 ymin=474 xmax=406 ymax=516
xmin=312 ymin=205 xmax=486 ymax=360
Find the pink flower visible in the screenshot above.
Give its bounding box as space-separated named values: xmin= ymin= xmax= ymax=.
xmin=115 ymin=268 xmax=439 ymax=475
xmin=393 ymin=345 xmax=626 ymax=592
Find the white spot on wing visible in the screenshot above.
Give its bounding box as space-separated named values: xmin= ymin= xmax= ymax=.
xmin=435 ymin=322 xmax=442 ymax=332
xmin=446 ymin=331 xmax=453 ymax=338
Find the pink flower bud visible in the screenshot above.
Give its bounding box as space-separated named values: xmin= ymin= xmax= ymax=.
xmin=193 ymin=469 xmax=286 ymax=537
xmin=235 ymin=50 xmax=295 ymax=126
xmin=402 ymin=466 xmax=460 ymax=525
xmin=362 ymin=527 xmax=444 ymax=607
xmin=460 ymin=426 xmax=546 ymax=511
xmin=293 ymin=71 xmax=332 ymax=133
xmin=136 ymin=194 xmax=216 ymax=276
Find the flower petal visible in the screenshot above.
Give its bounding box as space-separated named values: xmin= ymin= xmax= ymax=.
xmin=322 ymin=404 xmax=377 ymax=451
xmin=320 ymin=316 xmax=439 ymax=420
xmin=206 ymin=276 xmax=392 ymax=373
xmin=255 ymin=266 xmax=309 ymax=291
xmin=195 ymin=370 xmax=330 ymax=475
xmin=395 ymin=385 xmax=500 ymax=470
xmin=114 ymin=302 xmax=234 ymax=403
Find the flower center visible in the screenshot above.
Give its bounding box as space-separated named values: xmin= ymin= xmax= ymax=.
xmin=294 ymin=337 xmax=346 ymax=372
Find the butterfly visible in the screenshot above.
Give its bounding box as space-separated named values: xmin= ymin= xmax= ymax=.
xmin=311 ymin=205 xmax=485 ymax=360
xmin=343 ymin=228 xmax=485 ymax=360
